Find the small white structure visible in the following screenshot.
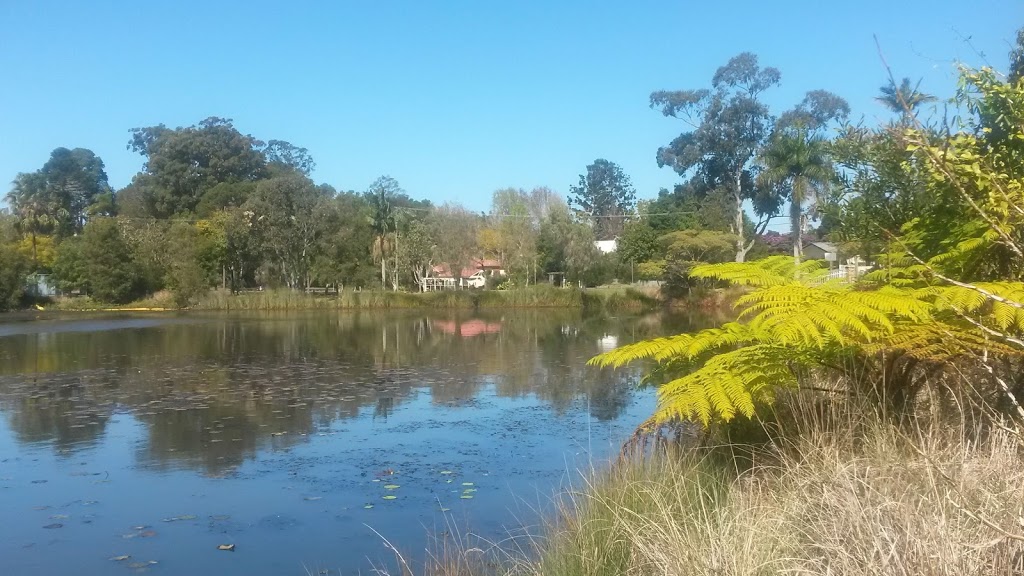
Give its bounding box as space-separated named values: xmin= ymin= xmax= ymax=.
xmin=594 ymin=239 xmax=618 ymax=254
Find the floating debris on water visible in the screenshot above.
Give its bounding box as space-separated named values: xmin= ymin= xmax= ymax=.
xmin=162 ymin=514 xmax=197 ymax=522
xmin=217 ymin=544 xmax=235 ymax=551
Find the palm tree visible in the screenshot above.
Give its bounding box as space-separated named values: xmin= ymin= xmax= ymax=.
xmin=876 ymin=77 xmax=937 ymax=119
xmin=367 ymin=178 xmax=398 ymax=289
xmin=758 ymin=128 xmax=834 ymax=265
xmin=6 ymin=172 xmax=59 ymax=268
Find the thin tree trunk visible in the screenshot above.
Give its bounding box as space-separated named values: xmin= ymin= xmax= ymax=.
xmin=733 ymin=175 xmax=747 ymax=262
xmin=791 ymin=197 xmax=803 ymax=267
xmin=392 ymin=230 xmax=399 ymax=291
xmin=379 ymin=236 xmax=387 ymax=289
xmin=31 ymin=231 xmax=38 ymax=270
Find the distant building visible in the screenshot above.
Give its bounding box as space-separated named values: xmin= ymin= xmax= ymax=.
xmin=804 ymin=241 xmax=839 ymax=263
xmin=594 ymin=239 xmax=618 ymax=254
xmin=25 ymin=273 xmax=57 ymax=298
xmin=423 ymin=259 xmax=505 ymax=290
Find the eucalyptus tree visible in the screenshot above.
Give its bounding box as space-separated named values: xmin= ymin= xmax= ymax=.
xmin=651 ymin=53 xmax=782 ymax=261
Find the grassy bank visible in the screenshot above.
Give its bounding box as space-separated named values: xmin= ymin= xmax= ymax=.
xmin=38 ymin=285 xmax=660 ymax=312
xmin=410 ymin=395 xmax=1024 ymax=576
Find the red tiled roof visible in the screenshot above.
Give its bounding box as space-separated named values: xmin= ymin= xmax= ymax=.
xmin=430 ymin=259 xmax=502 ymax=279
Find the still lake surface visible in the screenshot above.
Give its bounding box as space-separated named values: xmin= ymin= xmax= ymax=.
xmin=0 ymin=309 xmax=698 ymax=575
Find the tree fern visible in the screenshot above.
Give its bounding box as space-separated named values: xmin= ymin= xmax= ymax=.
xmin=591 ymin=258 xmax=1024 ymax=427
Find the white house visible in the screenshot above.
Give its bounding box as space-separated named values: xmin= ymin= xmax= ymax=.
xmin=422 ymin=259 xmax=505 ymax=290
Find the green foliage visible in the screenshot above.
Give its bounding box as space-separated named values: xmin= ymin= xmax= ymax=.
xmin=0 ymin=241 xmax=30 ymax=311
xmin=78 ymin=218 xmax=145 ymax=303
xmin=617 ymin=220 xmax=659 ymax=265
xmin=635 ymin=260 xmax=666 ymax=282
xmin=593 ymin=257 xmax=1023 ymax=426
xmin=569 ymin=159 xmax=636 ymax=241
xmin=52 ymin=236 xmax=88 ymax=294
xmin=650 ymin=53 xmax=782 ymax=261
xmin=488 ymin=188 xmax=539 ymax=284
xmin=126 ymin=117 xmax=268 ymax=217
xmin=875 ymin=77 xmax=937 ymax=118
xmin=659 ymin=230 xmax=736 ymax=297
xmin=758 ymin=126 xmax=834 ymax=263
xmin=164 ymin=221 xmax=213 ymax=307
xmin=4 ymin=148 xmax=112 ymax=241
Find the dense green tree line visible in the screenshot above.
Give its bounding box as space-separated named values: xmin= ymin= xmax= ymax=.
xmin=4 ymin=31 xmax=1022 ymax=310
xmin=1 ymin=117 xmax=637 ymax=306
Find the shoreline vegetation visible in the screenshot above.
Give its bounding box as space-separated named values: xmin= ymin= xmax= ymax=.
xmin=419 ymin=395 xmax=1024 ymax=576
xmin=27 ymin=284 xmax=666 ymax=313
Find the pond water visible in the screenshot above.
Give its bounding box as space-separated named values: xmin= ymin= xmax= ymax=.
xmin=0 ymin=309 xmax=698 ymax=575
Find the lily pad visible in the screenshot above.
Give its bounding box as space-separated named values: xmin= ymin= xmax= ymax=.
xmin=439 ymin=507 xmax=451 ymax=512
xmin=460 ymin=495 xmax=473 ymax=500
xmin=363 ymin=504 xmax=374 ymax=509
xmin=381 ymin=495 xmax=397 ymax=500
xmin=461 ymin=482 xmax=474 ymax=487
xmin=440 ymin=470 xmax=453 ymax=475
xmin=217 ymin=544 xmax=235 ymax=551
xmin=383 ymin=484 xmax=400 ymax=490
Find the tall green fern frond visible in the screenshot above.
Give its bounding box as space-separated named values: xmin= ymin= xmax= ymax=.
xmin=916 ymin=282 xmax=1024 ymax=332
xmin=651 ymin=345 xmax=797 ymax=425
xmin=690 ymin=256 xmax=827 ymax=287
xmin=865 ymin=321 xmax=1023 ymax=361
xmin=589 ymin=322 xmax=755 ymax=368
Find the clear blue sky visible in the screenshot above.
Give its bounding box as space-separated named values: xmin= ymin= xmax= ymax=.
xmin=1 ymin=0 xmax=1020 ymax=213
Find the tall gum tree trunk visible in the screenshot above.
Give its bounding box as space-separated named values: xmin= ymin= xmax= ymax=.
xmin=733 ymin=180 xmax=747 ymax=262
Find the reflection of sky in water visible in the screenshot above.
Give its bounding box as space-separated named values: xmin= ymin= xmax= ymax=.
xmin=0 ymin=311 xmax=703 ymax=575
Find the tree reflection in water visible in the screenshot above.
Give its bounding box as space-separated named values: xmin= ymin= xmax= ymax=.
xmin=0 ymin=310 xmax=713 ymax=475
